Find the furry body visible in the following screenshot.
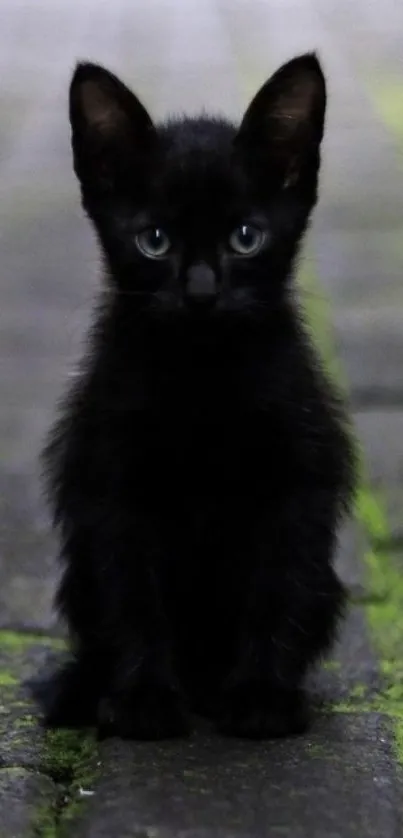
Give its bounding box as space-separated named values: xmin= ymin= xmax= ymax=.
xmin=38 ymin=54 xmax=356 ymax=739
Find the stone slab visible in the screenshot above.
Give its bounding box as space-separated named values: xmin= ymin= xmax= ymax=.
xmin=73 ymin=722 xmax=399 ymax=838
xmin=0 ymin=768 xmax=57 ymax=838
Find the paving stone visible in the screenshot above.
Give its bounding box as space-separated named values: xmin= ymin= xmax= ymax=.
xmin=0 ymin=768 xmax=57 ymax=838
xmin=0 ymin=635 xmax=100 ymax=836
xmin=72 ymin=723 xmax=399 ymax=838
xmin=0 ymin=639 xmax=58 ymax=836
xmin=0 ymin=637 xmax=61 ymax=772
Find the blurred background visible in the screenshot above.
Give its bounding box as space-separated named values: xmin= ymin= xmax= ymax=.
xmin=1 ymin=0 xmax=402 ymax=632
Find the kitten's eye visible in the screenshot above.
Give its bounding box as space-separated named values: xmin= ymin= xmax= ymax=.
xmin=135 ymin=227 xmax=171 ymax=258
xmin=229 ymin=224 xmax=264 ymax=256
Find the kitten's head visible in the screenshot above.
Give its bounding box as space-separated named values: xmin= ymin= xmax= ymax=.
xmin=70 ymin=54 xmax=326 ymax=328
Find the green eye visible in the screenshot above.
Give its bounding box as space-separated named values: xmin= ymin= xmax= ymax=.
xmin=229 ymin=224 xmax=265 ymax=256
xmin=135 ymin=227 xmax=171 ymax=258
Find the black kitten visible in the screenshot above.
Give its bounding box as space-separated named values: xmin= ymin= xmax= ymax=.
xmin=39 ymin=53 xmax=356 ymax=740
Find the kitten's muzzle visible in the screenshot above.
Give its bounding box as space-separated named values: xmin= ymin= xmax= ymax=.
xmin=184 ymin=262 xmax=218 ymax=311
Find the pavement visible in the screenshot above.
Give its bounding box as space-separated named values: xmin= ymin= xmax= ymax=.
xmin=1 ymin=0 xmax=403 ymax=835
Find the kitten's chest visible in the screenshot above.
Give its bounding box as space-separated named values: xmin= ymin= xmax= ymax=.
xmin=134 ymin=414 xmax=288 ymax=500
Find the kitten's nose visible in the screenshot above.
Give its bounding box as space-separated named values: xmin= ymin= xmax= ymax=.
xmin=185 ymin=262 xmax=218 ymax=309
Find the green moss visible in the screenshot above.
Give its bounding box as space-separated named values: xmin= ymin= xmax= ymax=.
xmin=354 ymin=486 xmax=403 ymax=763
xmin=357 ymin=489 xmax=403 ymax=659
xmin=29 ymin=730 xmax=101 ymax=837
xmin=14 ymin=714 xmax=37 ymax=729
xmin=349 ymin=683 xmax=367 ymax=700
xmin=0 ymin=672 xmax=19 ymax=687
xmin=42 ymin=728 xmax=99 ymax=784
xmin=0 ymin=630 xmax=66 ymax=652
xmin=331 ymin=702 xmax=355 ymax=714
xmin=32 ymin=803 xmax=58 ymax=838
xmin=39 ymin=728 xmax=100 ymax=835
xmin=357 ymin=488 xmax=389 ymax=541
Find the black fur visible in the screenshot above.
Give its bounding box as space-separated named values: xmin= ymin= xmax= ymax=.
xmin=37 ymin=54 xmax=356 ymax=739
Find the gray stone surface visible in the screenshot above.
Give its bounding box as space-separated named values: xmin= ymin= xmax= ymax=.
xmin=74 ymin=726 xmax=398 ymax=838
xmin=1 ymin=0 xmax=403 ymax=835
xmin=0 ymin=637 xmax=99 ymax=836
xmin=0 ymin=768 xmax=57 ymax=838
xmin=0 ymin=640 xmax=58 ymax=837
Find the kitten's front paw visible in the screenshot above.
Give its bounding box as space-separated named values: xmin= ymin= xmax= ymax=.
xmin=30 ymin=660 xmax=99 ymax=729
xmin=98 ymin=684 xmax=190 ymax=741
xmin=217 ymin=682 xmax=310 ymax=739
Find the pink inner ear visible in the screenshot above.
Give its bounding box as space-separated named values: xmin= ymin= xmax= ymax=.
xmin=80 ymin=80 xmax=126 ymax=134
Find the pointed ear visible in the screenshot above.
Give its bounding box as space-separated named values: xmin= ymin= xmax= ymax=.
xmin=235 ymin=54 xmax=326 ymax=187
xmin=69 ymin=62 xmax=156 ymax=190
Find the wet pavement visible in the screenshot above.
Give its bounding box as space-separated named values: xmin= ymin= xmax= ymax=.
xmin=1 ymin=0 xmax=403 ymax=835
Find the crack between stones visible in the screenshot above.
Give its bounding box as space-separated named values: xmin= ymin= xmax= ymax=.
xmin=38 ymin=729 xmax=100 ymax=837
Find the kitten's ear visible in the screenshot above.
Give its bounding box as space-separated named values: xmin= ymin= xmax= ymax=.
xmin=69 ymin=62 xmax=156 ymax=190
xmin=235 ymin=53 xmax=326 ymax=187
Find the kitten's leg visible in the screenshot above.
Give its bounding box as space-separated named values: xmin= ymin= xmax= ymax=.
xmin=31 ymin=651 xmax=103 ymax=728
xmin=31 ymin=550 xmax=109 ymax=728
xmin=97 ymin=639 xmax=188 ymax=741
xmin=218 ymin=489 xmax=346 ymax=739
xmin=43 ymin=524 xmax=189 ymax=740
